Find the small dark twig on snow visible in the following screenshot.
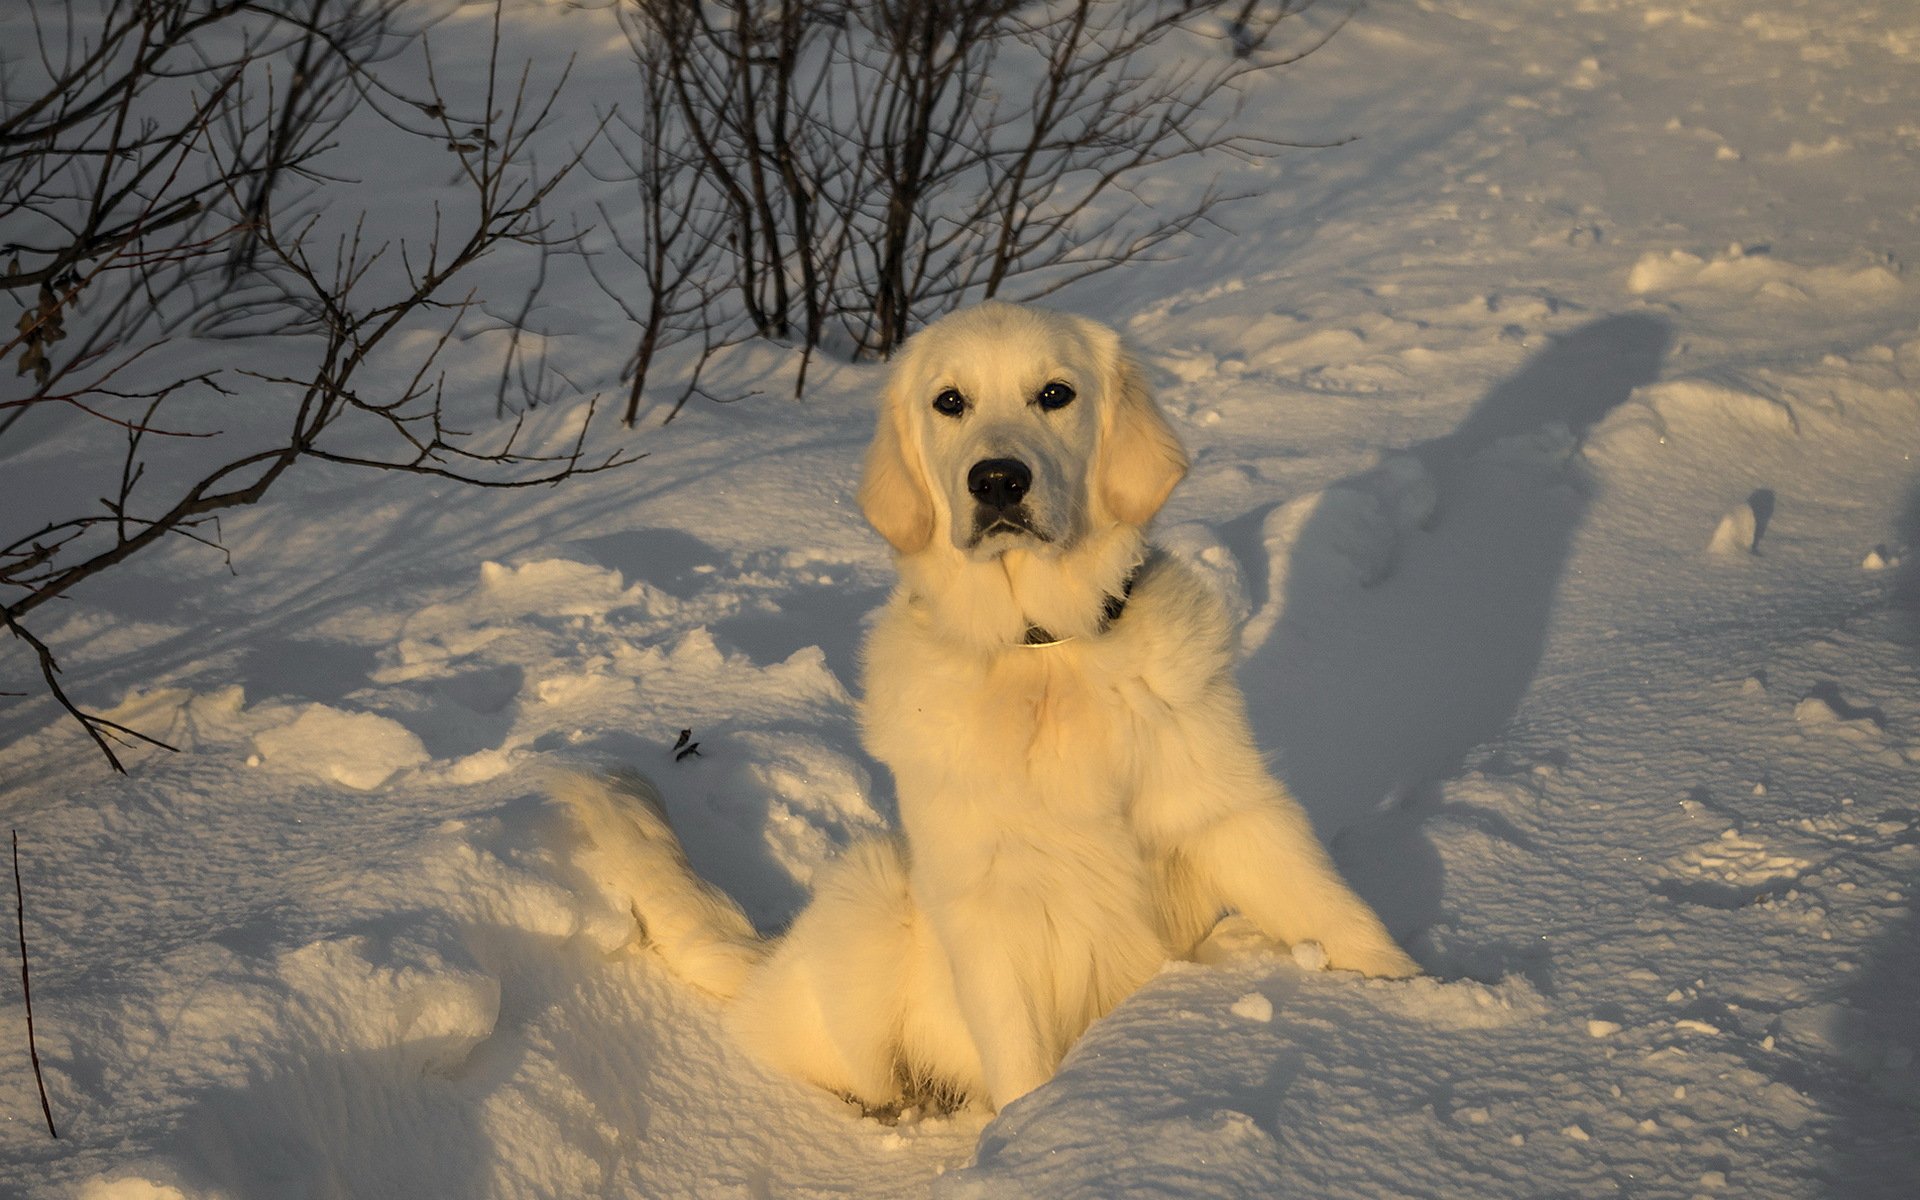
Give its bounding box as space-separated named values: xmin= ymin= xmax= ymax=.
xmin=13 ymin=830 xmax=58 ymax=1139
xmin=673 ymin=728 xmax=702 ymax=761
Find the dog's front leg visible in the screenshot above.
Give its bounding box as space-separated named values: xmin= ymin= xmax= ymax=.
xmin=1144 ymin=725 xmax=1420 ymax=978
xmin=1184 ymin=792 xmax=1420 ymax=978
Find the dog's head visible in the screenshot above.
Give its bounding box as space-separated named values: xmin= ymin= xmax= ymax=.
xmin=858 ymin=302 xmax=1188 ymax=559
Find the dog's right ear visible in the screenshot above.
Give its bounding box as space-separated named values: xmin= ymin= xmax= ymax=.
xmin=857 ymin=379 xmax=936 ymax=555
xmin=1092 ymin=332 xmax=1188 ymax=528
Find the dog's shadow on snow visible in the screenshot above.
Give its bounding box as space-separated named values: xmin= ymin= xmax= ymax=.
xmin=1818 ymin=475 xmax=1920 ymax=1198
xmin=1233 ymin=313 xmax=1670 ymax=984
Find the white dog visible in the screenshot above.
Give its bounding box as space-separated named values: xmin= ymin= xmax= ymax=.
xmin=558 ymin=301 xmax=1417 ymax=1114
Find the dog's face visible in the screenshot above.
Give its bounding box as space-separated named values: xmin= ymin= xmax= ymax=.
xmin=858 ymin=303 xmax=1188 ymax=558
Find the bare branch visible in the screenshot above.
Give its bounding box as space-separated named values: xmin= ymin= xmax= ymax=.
xmin=2 ymin=0 xmax=637 ymax=770
xmin=12 ymin=830 xmax=58 ymax=1140
xmin=2 ymin=606 xmax=181 ymax=773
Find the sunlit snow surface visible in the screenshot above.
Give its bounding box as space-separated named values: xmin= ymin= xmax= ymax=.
xmin=4 ymin=0 xmax=1918 ymax=1196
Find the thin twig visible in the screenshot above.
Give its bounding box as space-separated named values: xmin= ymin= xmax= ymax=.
xmin=1 ymin=607 xmax=180 ymax=773
xmin=13 ymin=830 xmax=58 ymax=1139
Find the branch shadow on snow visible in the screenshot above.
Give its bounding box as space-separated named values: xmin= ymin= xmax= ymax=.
xmin=1818 ymin=475 xmax=1920 ymax=1198
xmin=1236 ymin=313 xmax=1671 ymax=986
xmin=0 ymin=418 xmax=868 ymax=770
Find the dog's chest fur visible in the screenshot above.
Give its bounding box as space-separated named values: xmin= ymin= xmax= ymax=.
xmin=860 ymin=555 xmax=1239 ymax=1017
xmin=868 ymin=560 xmax=1186 ymax=799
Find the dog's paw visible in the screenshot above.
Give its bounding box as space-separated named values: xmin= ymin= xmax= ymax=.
xmin=1192 ymin=914 xmax=1286 ymax=965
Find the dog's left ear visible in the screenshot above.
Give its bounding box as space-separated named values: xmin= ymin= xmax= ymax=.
xmin=858 ymin=371 xmax=937 ymax=554
xmin=1089 ymin=323 xmax=1188 ymax=526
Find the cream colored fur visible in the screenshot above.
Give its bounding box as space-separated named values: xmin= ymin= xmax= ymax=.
xmin=558 ymin=301 xmax=1417 ymax=1113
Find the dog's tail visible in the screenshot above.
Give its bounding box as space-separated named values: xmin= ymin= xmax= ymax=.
xmin=552 ymin=767 xmax=765 ymax=1001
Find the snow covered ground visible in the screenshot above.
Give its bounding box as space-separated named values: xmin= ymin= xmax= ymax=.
xmin=5 ymin=0 xmax=1919 ymax=1196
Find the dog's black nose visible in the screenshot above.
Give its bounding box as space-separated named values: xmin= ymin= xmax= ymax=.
xmin=968 ymin=458 xmax=1031 ymax=510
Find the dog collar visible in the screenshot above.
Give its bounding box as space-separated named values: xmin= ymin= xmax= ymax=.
xmin=1021 ymin=566 xmax=1138 ymax=648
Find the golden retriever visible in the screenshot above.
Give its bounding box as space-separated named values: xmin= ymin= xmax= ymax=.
xmin=558 ymin=301 xmax=1417 ymax=1114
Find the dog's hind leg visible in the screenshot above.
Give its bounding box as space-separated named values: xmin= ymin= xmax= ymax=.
xmin=726 ymin=836 xmax=967 ymax=1109
xmin=553 ymin=768 xmax=766 ymax=1000
xmin=559 ymin=772 xmax=979 ymax=1109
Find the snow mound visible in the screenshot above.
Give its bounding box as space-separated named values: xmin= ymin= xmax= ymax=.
xmin=476 ymin=557 xmax=641 ymax=617
xmin=1706 ymin=508 xmax=1756 ymax=556
xmin=1229 ymin=992 xmax=1275 ymax=1023
xmin=1792 ymin=687 xmax=1887 ymax=743
xmin=1627 ymin=246 xmax=1903 ymax=309
xmin=1636 ymin=379 xmax=1799 ymax=438
xmin=1707 ymin=492 xmax=1769 ymax=556
xmin=1289 ymin=940 xmax=1330 ymax=972
xmin=384 ymin=557 xmax=668 ymax=682
xmin=270 ymin=934 xmax=503 ymax=1075
xmin=250 ymin=704 xmax=431 ymax=789
xmin=76 ymin=1180 xmax=193 ymax=1200
xmin=1663 ymin=830 xmax=1812 ymax=895
xmin=1348 ymin=971 xmax=1548 ymax=1030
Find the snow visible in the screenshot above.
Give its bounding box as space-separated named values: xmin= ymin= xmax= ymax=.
xmin=4 ymin=0 xmax=1919 ymax=1196
xmin=1707 ymin=496 xmax=1764 ymax=557
xmin=1230 ymin=993 xmax=1275 ymax=1024
xmin=251 ymin=706 xmax=432 ymax=792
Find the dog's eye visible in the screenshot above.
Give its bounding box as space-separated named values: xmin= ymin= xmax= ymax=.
xmin=1036 ymin=382 xmax=1076 ymax=411
xmin=932 ymin=389 xmax=967 ymax=418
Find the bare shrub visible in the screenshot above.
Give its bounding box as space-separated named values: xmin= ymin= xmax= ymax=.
xmin=619 ymin=0 xmax=1347 ymax=365
xmin=1 ymin=0 xmax=632 ymax=769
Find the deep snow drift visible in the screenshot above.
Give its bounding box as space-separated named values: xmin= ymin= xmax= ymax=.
xmin=4 ymin=0 xmax=1919 ymax=1197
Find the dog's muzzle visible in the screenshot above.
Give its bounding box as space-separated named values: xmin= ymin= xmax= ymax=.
xmin=968 ymin=457 xmax=1045 ymax=543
